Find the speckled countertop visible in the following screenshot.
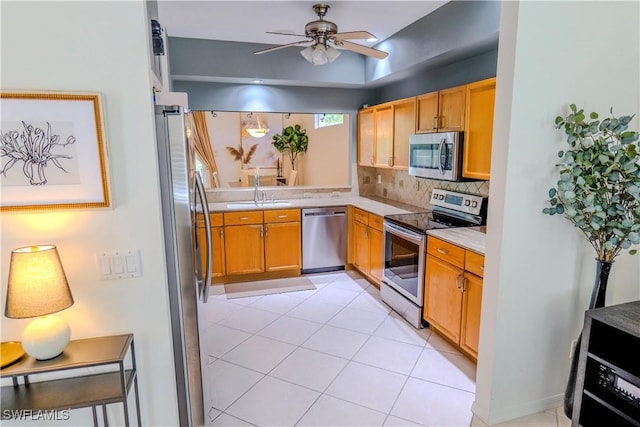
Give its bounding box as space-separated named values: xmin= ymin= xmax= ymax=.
xmin=207 ymin=195 xmax=422 ymax=217
xmin=427 ymin=226 xmax=486 ymax=254
xmin=207 ymin=195 xmax=486 ymax=253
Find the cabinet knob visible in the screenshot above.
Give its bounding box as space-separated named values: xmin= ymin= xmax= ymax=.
xmin=437 ymin=248 xmax=448 ymax=255
xmin=433 ymin=117 xmax=438 ymax=130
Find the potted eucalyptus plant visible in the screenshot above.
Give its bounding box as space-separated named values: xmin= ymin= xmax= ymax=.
xmin=543 ymin=104 xmax=640 ymax=417
xmin=272 ymin=124 xmax=309 ymax=171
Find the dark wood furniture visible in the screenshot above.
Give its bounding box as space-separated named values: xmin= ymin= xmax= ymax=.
xmin=1 ymin=334 xmax=141 ymax=426
xmin=572 ymin=301 xmax=640 ymax=426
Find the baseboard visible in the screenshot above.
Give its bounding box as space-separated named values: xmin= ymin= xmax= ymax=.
xmin=471 ymin=393 xmax=563 ymax=425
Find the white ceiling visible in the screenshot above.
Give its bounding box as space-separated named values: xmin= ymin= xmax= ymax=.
xmin=158 ymin=1 xmax=448 ymax=48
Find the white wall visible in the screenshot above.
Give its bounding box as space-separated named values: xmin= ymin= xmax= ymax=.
xmin=1 ymin=2 xmax=179 ymax=426
xmin=295 ymin=114 xmax=351 ymax=187
xmin=475 ymin=1 xmax=640 ymax=424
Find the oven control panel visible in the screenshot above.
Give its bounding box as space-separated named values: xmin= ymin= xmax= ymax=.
xmin=431 ymin=189 xmax=486 ymax=215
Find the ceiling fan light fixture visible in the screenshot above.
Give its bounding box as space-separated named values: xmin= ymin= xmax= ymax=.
xmin=326 ymin=45 xmax=340 ymax=63
xmin=300 ymin=45 xmax=314 ymax=62
xmin=311 ymin=43 xmax=329 ymax=65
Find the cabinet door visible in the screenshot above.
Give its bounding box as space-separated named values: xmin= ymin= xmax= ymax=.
xmin=358 ymin=108 xmax=375 ymax=166
xmin=424 ymin=255 xmax=464 ymax=344
xmin=224 ymin=224 xmax=264 ymax=275
xmin=197 ymin=214 xmax=225 ymax=278
xmin=463 ymin=78 xmax=496 ymax=180
xmin=353 ymin=220 xmax=370 ymax=274
xmin=212 ymin=227 xmax=226 ymax=277
xmin=438 ymin=85 xmax=466 ymax=131
xmin=416 ymin=92 xmax=439 ymax=133
xmin=374 ymin=105 xmax=394 ymax=168
xmin=368 ymin=227 xmax=383 ymax=284
xmin=265 ymin=222 xmax=301 ymax=272
xmin=460 ymin=273 xmax=483 ymax=359
xmin=392 ymin=98 xmax=416 ymax=168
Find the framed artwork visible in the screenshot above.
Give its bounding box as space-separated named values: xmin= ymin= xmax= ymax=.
xmin=0 ymin=91 xmax=110 ymax=211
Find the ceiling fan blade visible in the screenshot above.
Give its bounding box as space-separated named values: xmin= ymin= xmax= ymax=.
xmin=337 ymin=40 xmax=389 ymax=59
xmin=266 ymin=31 xmax=308 ymax=38
xmin=254 ymin=40 xmax=311 ymax=55
xmin=333 ymin=31 xmax=375 ymax=41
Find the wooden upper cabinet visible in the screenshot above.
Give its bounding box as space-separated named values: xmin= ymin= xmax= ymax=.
xmin=417 ymin=85 xmax=466 ymax=133
xmin=357 ymin=108 xmax=375 ymax=166
xmin=463 ymin=77 xmax=496 ymax=180
xmin=374 ymin=105 xmax=394 ymax=168
xmin=392 ymin=98 xmax=416 ymax=169
xmin=416 ymin=92 xmax=439 ymax=132
xmin=438 ymin=86 xmax=466 ymax=131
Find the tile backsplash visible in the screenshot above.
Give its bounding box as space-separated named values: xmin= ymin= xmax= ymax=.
xmin=357 ymin=166 xmax=490 ymax=209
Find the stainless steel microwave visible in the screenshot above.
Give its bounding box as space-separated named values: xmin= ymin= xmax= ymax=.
xmin=408 ymin=131 xmax=463 ymax=181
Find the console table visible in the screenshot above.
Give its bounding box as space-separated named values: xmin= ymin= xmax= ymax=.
xmin=1 ymin=334 xmax=141 ymax=426
xmin=572 ymin=301 xmax=640 ymax=426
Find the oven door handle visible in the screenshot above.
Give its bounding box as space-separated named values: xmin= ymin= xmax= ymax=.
xmin=384 ymin=222 xmax=425 ymax=245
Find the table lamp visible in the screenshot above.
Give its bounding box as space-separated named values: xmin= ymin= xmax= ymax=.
xmin=5 ymin=245 xmax=74 ymax=360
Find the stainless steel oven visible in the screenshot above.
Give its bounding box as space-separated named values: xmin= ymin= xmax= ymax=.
xmin=381 ymin=222 xmax=426 ymax=329
xmin=408 ymin=131 xmax=463 ymax=181
xmin=381 ymin=189 xmax=488 ymax=329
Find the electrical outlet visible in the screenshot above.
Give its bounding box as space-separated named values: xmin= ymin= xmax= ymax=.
xmin=569 ymin=339 xmax=578 ymax=358
xmin=377 ymin=174 xmax=382 ymax=184
xmin=363 ymin=176 xmax=371 ymax=184
xmin=383 ymin=188 xmax=388 ymax=197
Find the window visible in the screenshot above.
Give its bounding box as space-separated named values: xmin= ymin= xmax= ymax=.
xmin=194 ymin=155 xmax=210 ymax=187
xmin=315 ymin=113 xmax=344 ymax=129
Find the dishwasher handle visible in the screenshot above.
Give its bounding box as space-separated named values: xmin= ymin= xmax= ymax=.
xmin=303 ymin=211 xmax=346 ymax=217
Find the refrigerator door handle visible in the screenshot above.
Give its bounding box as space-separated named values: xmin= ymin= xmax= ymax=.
xmin=194 ymin=171 xmax=212 ymax=303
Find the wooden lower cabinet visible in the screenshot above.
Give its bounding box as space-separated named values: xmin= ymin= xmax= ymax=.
xmin=353 ymin=220 xmax=370 ymax=273
xmin=368 ymin=227 xmax=383 ymax=283
xmin=220 ymin=208 xmax=301 ymax=279
xmin=224 ymin=224 xmax=264 ymax=275
xmin=351 ymin=208 xmax=384 ymax=286
xmin=424 ymin=255 xmax=464 ymax=344
xmin=460 ymin=272 xmax=483 ymax=358
xmin=197 ymin=213 xmax=226 ymax=278
xmin=265 ymin=221 xmax=301 ymax=271
xmin=424 ymin=235 xmax=485 ymax=360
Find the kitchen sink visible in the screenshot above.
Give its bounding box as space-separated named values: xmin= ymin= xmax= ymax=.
xmin=226 ymin=201 xmax=292 ymax=209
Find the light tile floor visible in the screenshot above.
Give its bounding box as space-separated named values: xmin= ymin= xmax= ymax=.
xmin=200 ymin=271 xmax=569 ymax=426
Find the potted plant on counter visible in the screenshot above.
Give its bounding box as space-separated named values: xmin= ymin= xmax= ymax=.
xmin=543 ymin=104 xmax=640 ymax=417
xmin=272 ymin=124 xmax=309 ymax=171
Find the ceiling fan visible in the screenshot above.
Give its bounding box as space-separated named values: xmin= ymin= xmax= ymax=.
xmin=254 ymin=3 xmax=389 ymax=65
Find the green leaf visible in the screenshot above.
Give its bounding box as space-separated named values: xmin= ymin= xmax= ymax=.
xmin=548 ymin=188 xmax=557 ymax=198
xmin=570 ymin=104 xmax=577 ymax=113
xmin=630 ymin=249 xmax=638 ymax=255
xmin=590 ymin=112 xmax=598 ymax=119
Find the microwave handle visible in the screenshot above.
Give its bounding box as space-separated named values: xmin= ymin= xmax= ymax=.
xmin=437 ymin=137 xmax=445 ymax=174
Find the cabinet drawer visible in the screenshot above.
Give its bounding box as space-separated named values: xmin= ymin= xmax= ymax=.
xmin=427 ymin=236 xmax=465 ymax=269
xmin=224 ymin=210 xmax=263 ymax=226
xmin=197 ymin=213 xmax=223 ymax=227
xmin=368 ymin=214 xmax=384 ymax=231
xmin=465 ymin=250 xmax=485 ymax=277
xmin=353 ymin=208 xmax=369 ymax=225
xmin=264 ymin=209 xmax=300 ymax=223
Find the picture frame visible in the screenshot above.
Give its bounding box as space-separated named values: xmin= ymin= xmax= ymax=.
xmin=0 ymin=91 xmax=110 ymax=211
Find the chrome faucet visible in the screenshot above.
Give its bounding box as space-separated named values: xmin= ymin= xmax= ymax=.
xmin=253 ymin=169 xmax=261 ymax=204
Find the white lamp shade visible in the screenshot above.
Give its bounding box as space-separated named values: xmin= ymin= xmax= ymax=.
xmin=21 ymin=315 xmax=71 ymax=360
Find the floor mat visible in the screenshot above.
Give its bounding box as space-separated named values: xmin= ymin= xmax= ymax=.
xmin=224 ymin=276 xmax=316 ymax=299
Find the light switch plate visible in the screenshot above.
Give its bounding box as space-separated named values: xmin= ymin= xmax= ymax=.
xmin=97 ymin=250 xmax=142 ymax=280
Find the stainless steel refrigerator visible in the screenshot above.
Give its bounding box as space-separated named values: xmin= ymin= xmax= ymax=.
xmin=154 ymin=105 xmax=212 ymax=426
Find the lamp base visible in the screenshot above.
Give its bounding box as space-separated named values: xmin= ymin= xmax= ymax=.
xmin=21 ymin=315 xmax=71 ymax=360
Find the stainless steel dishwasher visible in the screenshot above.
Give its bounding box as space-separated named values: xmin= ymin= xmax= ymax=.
xmin=302 ymin=207 xmax=347 ymax=274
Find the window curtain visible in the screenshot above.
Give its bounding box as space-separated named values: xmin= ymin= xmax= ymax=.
xmin=188 ymin=111 xmax=219 ymax=187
